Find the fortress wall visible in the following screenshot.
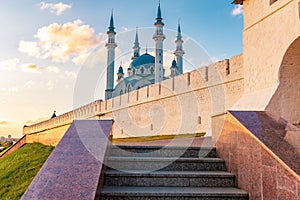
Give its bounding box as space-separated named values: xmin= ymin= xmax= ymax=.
xmin=243 ymin=0 xmax=295 ymax=29
xmin=26 ymin=124 xmax=71 ymax=146
xmin=242 ymin=0 xmax=300 ymax=94
xmin=23 ymin=55 xmax=244 ymax=142
xmin=229 ymin=54 xmax=244 ymax=79
xmin=265 ymin=37 xmax=300 ymax=123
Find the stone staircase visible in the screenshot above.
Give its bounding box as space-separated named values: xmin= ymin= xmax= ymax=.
xmin=100 ymin=145 xmax=249 ymax=199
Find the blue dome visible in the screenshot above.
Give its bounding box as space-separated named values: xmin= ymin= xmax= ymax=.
xmin=129 ymin=53 xmax=155 ymax=69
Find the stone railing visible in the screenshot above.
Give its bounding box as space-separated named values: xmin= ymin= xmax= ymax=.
xmin=215 ymin=111 xmax=300 ymax=199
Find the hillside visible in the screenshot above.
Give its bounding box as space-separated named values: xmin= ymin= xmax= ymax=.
xmin=0 ymin=143 xmax=54 ymax=200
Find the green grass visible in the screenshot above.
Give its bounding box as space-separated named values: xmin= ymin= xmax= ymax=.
xmin=112 ymin=132 xmax=206 ymax=143
xmin=0 ymin=143 xmax=54 ymax=200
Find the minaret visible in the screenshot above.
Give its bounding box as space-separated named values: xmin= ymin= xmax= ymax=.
xmin=174 ymin=21 xmax=185 ymax=74
xmin=132 ymin=27 xmax=140 ymax=60
xmin=105 ymin=10 xmax=117 ymax=100
xmin=117 ymin=63 xmax=124 ymax=83
xmin=153 ymin=1 xmax=166 ymax=83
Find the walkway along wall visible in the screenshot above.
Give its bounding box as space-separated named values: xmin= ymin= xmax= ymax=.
xmin=23 ymin=55 xmax=244 ymax=145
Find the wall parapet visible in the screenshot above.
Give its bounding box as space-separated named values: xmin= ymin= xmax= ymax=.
xmin=23 ymin=54 xmax=244 ymax=136
xmin=23 ymin=100 xmax=102 ymax=135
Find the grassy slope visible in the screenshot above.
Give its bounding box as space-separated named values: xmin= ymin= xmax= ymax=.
xmin=0 ymin=143 xmax=54 ymax=200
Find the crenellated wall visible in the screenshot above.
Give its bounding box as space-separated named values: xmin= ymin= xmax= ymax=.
xmin=23 ymin=101 xmax=102 ymax=135
xmin=23 ymin=54 xmax=244 ymax=144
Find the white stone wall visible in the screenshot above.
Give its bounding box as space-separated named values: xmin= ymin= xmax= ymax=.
xmin=266 ymin=37 xmax=300 ymax=123
xmin=234 ymin=0 xmax=300 ymax=123
xmin=23 ymin=55 xmax=244 ymax=140
xmin=240 ymin=0 xmax=300 ymax=107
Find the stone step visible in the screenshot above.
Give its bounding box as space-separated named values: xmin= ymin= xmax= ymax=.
xmin=104 ymin=170 xmax=236 ymax=187
xmin=106 ymin=157 xmax=226 ymax=171
xmin=100 ymin=186 xmax=249 ymax=200
xmin=108 ymin=145 xmax=217 ymax=158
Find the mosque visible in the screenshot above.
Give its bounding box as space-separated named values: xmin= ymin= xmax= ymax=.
xmin=104 ymin=2 xmax=185 ymax=99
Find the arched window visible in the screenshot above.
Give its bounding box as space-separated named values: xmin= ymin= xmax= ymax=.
xmin=120 ymin=90 xmax=123 ymax=95
xmin=140 ymin=67 xmax=145 ymax=74
xmin=150 ymin=67 xmax=154 ymax=74
xmin=132 ymin=68 xmax=136 ymax=75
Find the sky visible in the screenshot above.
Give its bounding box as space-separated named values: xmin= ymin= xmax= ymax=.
xmin=0 ymin=0 xmax=244 ymax=138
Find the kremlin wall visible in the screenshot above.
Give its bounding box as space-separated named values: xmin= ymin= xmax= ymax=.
xmin=23 ymin=54 xmax=243 ymax=146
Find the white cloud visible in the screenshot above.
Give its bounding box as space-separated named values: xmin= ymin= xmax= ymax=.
xmin=0 ymin=87 xmax=19 ymax=94
xmin=64 ymin=70 xmax=77 ymax=79
xmin=71 ymin=52 xmax=90 ymax=65
xmin=47 ymin=80 xmax=54 ymax=90
xmin=0 ymin=58 xmax=20 ymax=71
xmin=121 ymin=26 xmax=129 ymax=32
xmin=18 ymin=41 xmax=39 ymax=57
xmin=0 ymin=58 xmax=43 ymax=74
xmin=232 ymin=5 xmax=244 ymax=16
xmin=25 ymin=80 xmax=35 ymax=88
xmin=40 ymin=1 xmax=72 ymax=16
xmin=21 ymin=64 xmax=41 ymax=73
xmin=46 ymin=66 xmax=60 ymax=73
xmin=7 ymin=88 xmax=18 ymax=93
xmin=0 ymin=121 xmax=8 ymax=126
xmin=18 ymin=20 xmax=105 ymax=65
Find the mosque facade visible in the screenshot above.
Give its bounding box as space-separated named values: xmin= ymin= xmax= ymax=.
xmin=105 ymin=2 xmax=185 ymax=99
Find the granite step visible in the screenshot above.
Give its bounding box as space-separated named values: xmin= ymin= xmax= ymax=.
xmin=108 ymin=146 xmax=217 ymax=158
xmin=104 ymin=170 xmax=236 ymax=187
xmin=100 ymin=145 xmax=248 ymax=199
xmin=100 ymin=186 xmax=249 ymax=200
xmin=107 ymin=157 xmax=226 ymax=171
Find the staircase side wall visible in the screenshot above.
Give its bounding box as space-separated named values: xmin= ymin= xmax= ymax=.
xmin=22 ymin=120 xmax=113 ymax=200
xmin=216 ymin=112 xmax=300 ymax=200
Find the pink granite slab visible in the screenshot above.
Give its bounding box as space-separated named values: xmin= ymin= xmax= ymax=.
xmin=217 ymin=111 xmax=300 ymax=200
xmin=21 ymin=120 xmax=113 ymax=200
xmin=230 ymin=111 xmax=300 ymax=175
